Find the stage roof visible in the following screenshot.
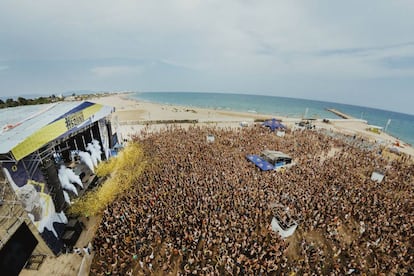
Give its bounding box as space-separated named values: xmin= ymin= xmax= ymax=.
xmin=0 ymin=101 xmax=114 ymax=160
xmin=261 ymin=150 xmax=292 ymax=160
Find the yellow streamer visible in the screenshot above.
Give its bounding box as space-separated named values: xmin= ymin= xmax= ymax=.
xmin=69 ymin=142 xmax=146 ymax=216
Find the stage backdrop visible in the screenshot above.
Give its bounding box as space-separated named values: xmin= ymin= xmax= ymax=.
xmin=2 ymin=160 xmax=67 ymax=255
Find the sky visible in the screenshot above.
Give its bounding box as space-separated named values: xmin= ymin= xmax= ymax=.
xmin=1 ymin=0 xmax=414 ymax=114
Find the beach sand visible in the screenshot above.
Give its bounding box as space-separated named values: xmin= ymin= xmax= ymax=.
xmin=92 ymin=93 xmax=413 ymax=157
xmin=19 ymin=92 xmax=413 ymax=276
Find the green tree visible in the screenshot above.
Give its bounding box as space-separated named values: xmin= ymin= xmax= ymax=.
xmin=5 ymin=98 xmax=17 ymax=107
xmin=17 ymin=97 xmax=28 ymax=105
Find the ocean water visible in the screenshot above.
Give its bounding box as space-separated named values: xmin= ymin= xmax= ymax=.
xmin=129 ymin=92 xmax=414 ymax=146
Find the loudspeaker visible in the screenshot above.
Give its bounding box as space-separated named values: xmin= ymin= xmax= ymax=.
xmin=106 ymin=122 xmax=113 ymax=148
xmin=75 ymin=135 xmax=85 ymax=152
xmin=66 ymin=219 xmax=83 ymax=235
xmin=83 ymin=129 xmax=92 ymax=146
xmin=91 ymin=123 xmax=101 ymax=143
xmin=42 ymin=159 xmax=66 ymax=212
xmin=62 ymin=231 xmax=79 ymax=247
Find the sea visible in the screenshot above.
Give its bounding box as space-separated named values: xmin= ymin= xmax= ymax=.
xmin=129 ymin=92 xmax=414 ymax=146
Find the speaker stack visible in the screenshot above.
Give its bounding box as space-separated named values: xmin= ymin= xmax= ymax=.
xmin=62 ymin=219 xmax=82 ymax=247
xmin=41 ymin=159 xmax=66 ymax=213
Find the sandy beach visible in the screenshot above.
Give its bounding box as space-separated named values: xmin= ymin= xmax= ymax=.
xmin=91 ymin=93 xmax=414 ymax=157
xmin=19 ymin=92 xmax=412 ymax=276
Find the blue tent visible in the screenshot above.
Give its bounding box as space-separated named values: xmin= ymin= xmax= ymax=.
xmin=263 ymin=118 xmax=286 ymax=131
xmin=246 ymin=154 xmax=274 ymax=171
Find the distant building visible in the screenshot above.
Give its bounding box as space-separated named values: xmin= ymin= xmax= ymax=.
xmin=64 ymin=96 xmax=76 ymax=101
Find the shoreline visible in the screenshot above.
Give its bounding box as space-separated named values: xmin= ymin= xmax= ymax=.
xmin=90 ymin=93 xmax=414 ymax=157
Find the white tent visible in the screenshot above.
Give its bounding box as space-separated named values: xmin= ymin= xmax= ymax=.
xmin=371 ymin=171 xmax=385 ymax=183
xmin=271 ymin=217 xmax=297 ymax=238
xmin=206 ymin=134 xmax=215 ymax=143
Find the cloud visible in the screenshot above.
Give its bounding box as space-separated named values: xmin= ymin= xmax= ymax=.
xmin=0 ymin=0 xmax=414 ymax=113
xmin=90 ymin=65 xmax=144 ymax=77
xmin=381 ymin=56 xmax=414 ymax=69
xmin=0 ymin=65 xmax=8 ymax=71
xmin=317 ymin=42 xmax=414 ymax=57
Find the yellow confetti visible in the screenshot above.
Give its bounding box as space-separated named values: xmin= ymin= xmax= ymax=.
xmin=69 ymin=142 xmax=147 ymax=216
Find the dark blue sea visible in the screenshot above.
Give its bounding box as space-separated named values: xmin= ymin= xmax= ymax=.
xmin=129 ymin=92 xmax=414 ymax=146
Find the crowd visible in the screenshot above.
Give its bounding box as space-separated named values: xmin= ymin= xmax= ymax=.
xmin=90 ymin=124 xmax=413 ymax=275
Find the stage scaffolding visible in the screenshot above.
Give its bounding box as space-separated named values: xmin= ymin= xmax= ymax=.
xmin=0 ymin=176 xmax=25 ymax=249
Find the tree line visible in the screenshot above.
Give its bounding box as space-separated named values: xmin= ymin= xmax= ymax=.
xmin=0 ymin=95 xmax=64 ymax=108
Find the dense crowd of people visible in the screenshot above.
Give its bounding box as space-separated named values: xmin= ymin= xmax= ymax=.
xmin=90 ymin=124 xmax=413 ymax=275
